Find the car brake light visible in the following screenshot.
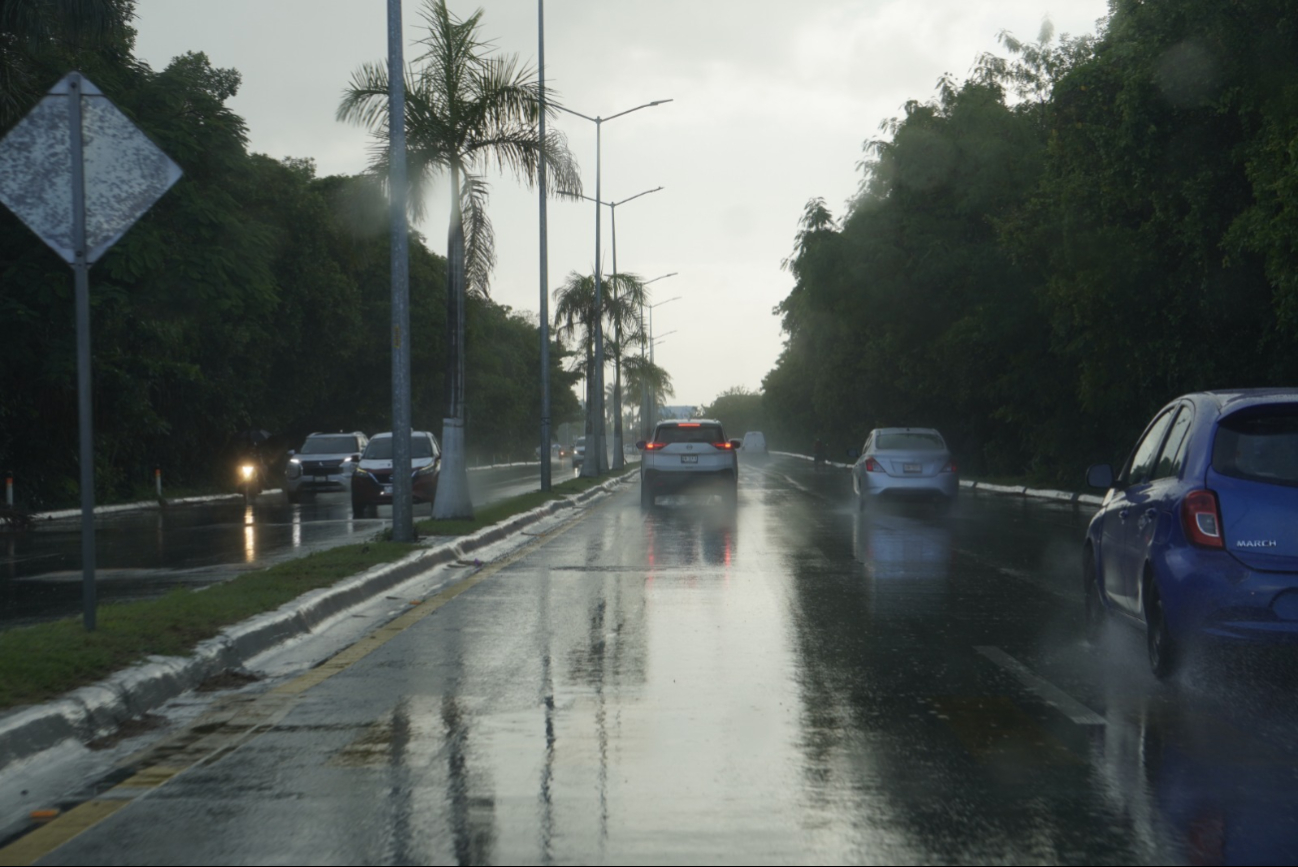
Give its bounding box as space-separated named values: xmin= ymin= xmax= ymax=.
xmin=942 ymin=460 xmax=957 ymax=473
xmin=644 ymin=442 xmax=665 ymax=450
xmin=679 ymin=423 xmax=700 ymax=428
xmin=1181 ymin=489 xmax=1224 ymax=548
xmin=864 ymin=457 xmax=883 ymax=472
xmin=712 ymin=442 xmax=733 ymax=450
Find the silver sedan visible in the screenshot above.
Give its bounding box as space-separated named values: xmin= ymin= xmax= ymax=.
xmin=851 ymin=427 xmax=958 ymax=509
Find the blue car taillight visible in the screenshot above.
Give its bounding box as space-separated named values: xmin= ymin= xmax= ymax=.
xmin=1182 ymin=489 xmax=1224 ymax=549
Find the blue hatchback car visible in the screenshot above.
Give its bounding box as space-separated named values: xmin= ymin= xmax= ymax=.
xmin=1084 ymin=389 xmax=1298 ymax=678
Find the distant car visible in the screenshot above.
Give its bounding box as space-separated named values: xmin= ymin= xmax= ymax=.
xmin=741 ymin=431 xmax=768 ymax=454
xmin=851 ymin=427 xmax=957 ymax=509
xmin=284 ymin=432 xmax=367 ymax=503
xmin=572 ymin=435 xmax=586 ymax=468
xmin=1083 ymin=389 xmax=1298 ymax=678
xmin=534 ymin=443 xmax=568 ymax=460
xmin=351 ymin=431 xmax=441 ymax=518
xmin=637 ymin=419 xmax=740 ymax=508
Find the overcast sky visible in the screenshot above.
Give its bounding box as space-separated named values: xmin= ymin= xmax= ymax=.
xmin=132 ymin=0 xmax=1110 ymax=408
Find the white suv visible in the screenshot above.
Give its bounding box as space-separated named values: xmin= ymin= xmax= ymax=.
xmin=636 ymin=419 xmax=740 ymax=508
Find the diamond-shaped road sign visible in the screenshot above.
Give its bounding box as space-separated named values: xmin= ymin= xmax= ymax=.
xmin=0 ymin=72 xmax=181 ymax=631
xmin=0 ymin=72 xmax=181 ymax=263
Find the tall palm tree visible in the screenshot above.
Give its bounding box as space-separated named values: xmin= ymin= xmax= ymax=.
xmin=553 ymin=270 xmax=642 ymax=454
xmin=338 ymin=0 xmax=581 ymax=518
xmin=623 ymin=355 xmax=674 ymax=432
xmin=603 ymin=273 xmax=645 ymax=467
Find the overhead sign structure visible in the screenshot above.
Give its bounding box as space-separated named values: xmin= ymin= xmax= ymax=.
xmin=0 ymin=72 xmax=182 ymax=629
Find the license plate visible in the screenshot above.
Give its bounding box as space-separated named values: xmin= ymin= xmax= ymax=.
xmin=382 ymin=484 xmax=393 ymax=495
xmin=681 ymin=455 xmax=698 ymax=464
xmin=903 ymin=463 xmax=921 ymax=473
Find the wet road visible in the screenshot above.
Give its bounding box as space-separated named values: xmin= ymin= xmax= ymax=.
xmin=0 ymin=462 xmax=579 ymax=629
xmin=27 ymin=456 xmax=1298 ymax=864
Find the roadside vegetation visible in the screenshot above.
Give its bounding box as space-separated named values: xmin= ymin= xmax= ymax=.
xmin=0 ymin=468 xmax=634 ymax=710
xmin=762 ymin=1 xmax=1298 ymax=485
xmin=0 ymin=2 xmax=581 ymax=512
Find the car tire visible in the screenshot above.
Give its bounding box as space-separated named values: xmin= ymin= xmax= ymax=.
xmin=640 ymin=481 xmax=654 ymax=510
xmin=285 ymin=489 xmax=301 ymax=505
xmin=1145 ymin=581 xmax=1176 ymax=679
xmin=352 ymin=500 xmax=367 ymax=519
xmin=1083 ymin=548 xmax=1105 ymax=642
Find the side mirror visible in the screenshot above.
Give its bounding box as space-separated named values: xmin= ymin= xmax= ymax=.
xmin=847 ymin=448 xmax=859 ymax=460
xmin=635 ymin=440 xmax=648 ymax=451
xmin=351 ymin=453 xmax=362 ymax=462
xmin=1086 ymin=464 xmax=1114 ymax=489
xmin=730 ymin=439 xmax=742 ymax=449
xmin=288 ymin=449 xmax=296 ymax=457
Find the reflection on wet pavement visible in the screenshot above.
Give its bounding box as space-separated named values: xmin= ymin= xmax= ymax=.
xmin=30 ymin=457 xmax=1298 ymax=864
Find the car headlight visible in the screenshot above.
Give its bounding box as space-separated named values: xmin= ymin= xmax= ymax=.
xmin=286 ymin=459 xmax=301 ymax=479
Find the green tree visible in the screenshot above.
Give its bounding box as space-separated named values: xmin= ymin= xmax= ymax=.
xmin=337 ymin=0 xmax=581 ymax=518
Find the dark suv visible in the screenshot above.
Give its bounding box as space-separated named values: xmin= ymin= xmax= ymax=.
xmin=351 ymin=431 xmax=441 ymax=518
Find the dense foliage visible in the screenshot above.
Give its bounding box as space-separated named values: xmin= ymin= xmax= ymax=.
xmin=764 ymin=1 xmax=1298 ymax=484
xmin=0 ymin=10 xmax=579 ymax=508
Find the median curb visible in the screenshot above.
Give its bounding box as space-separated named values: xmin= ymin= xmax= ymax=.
xmin=0 ymin=473 xmax=632 ymax=772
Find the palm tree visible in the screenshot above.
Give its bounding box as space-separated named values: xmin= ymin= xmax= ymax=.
xmin=603 ymin=274 xmax=645 ymax=467
xmin=338 ymin=0 xmax=581 ymax=518
xmin=553 ymin=270 xmax=643 ymax=454
xmin=623 ymin=355 xmax=674 ymax=432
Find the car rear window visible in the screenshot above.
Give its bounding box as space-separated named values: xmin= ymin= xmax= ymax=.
xmin=300 ymin=435 xmax=359 ymax=455
xmin=1212 ymin=409 xmax=1298 ymax=486
xmin=876 ymin=432 xmax=945 ymax=451
xmin=656 ymin=424 xmax=725 ymax=444
xmin=363 ymin=436 xmax=436 ymax=460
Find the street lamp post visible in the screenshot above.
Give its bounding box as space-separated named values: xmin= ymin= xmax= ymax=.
xmin=562 ymin=186 xmax=663 ymax=468
xmin=642 ymin=287 xmax=680 ymax=436
xmin=556 ymin=99 xmax=671 ymax=477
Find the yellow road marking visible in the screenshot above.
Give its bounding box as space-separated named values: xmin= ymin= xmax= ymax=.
xmin=0 ymin=504 xmax=599 ymax=865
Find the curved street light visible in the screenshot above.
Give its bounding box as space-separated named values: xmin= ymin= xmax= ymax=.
xmin=556 ymin=99 xmax=672 ymax=477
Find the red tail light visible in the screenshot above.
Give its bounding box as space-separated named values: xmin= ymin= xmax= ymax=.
xmin=1181 ymin=489 xmax=1224 ymax=549
xmin=644 ymin=442 xmax=665 ymax=450
xmin=942 ymin=460 xmax=957 ymax=473
xmin=712 ymin=442 xmax=733 ymax=450
xmin=864 ymin=457 xmax=883 ymax=472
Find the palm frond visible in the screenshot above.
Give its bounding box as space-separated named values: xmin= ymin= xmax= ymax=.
xmin=459 ymin=170 xmax=496 ymax=297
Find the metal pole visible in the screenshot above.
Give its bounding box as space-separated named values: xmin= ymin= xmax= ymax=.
xmin=538 ymin=0 xmax=551 ymax=492
xmin=610 ymin=203 xmax=624 ymax=469
xmin=4 ymin=471 xmax=11 ymax=506
xmin=389 ymin=0 xmax=414 ymax=541
xmin=154 ymin=466 xmax=161 ymax=498
xmin=584 ymin=119 xmax=605 ymax=477
xmin=69 ymin=72 xmax=96 ymax=630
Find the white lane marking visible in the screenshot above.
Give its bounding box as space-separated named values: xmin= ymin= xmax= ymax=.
xmin=975 ymin=646 xmax=1107 ymax=727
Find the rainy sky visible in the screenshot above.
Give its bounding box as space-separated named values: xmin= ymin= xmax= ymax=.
xmin=132 ymin=0 xmax=1109 ymax=407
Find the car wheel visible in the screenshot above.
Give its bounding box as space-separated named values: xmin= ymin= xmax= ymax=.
xmin=285 ymin=489 xmax=300 ymax=505
xmin=352 ymin=500 xmax=366 ymax=519
xmin=1083 ymin=548 xmax=1105 ymax=642
xmin=640 ymin=482 xmax=654 ymax=510
xmin=1145 ymin=581 xmax=1176 ymax=679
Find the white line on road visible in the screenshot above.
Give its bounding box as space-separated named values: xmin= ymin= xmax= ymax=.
xmin=975 ymin=646 xmax=1107 ymax=727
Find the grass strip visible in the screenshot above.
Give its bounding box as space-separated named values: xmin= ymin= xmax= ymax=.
xmin=0 ymin=466 xmax=636 ymax=711
xmin=0 ymin=542 xmax=414 ymax=710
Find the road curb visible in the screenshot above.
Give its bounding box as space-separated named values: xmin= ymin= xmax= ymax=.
xmin=960 ymin=479 xmax=1104 ymax=506
xmin=0 ymin=473 xmax=632 ymax=772
xmin=772 ymin=450 xmax=1103 ymax=506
